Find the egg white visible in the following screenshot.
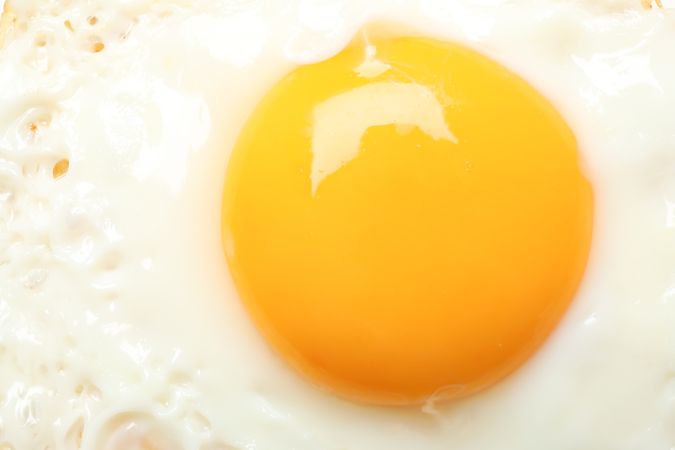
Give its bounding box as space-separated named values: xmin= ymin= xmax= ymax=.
xmin=1 ymin=1 xmax=675 ymax=449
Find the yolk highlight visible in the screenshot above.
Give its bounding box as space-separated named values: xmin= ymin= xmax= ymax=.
xmin=223 ymin=36 xmax=593 ymax=405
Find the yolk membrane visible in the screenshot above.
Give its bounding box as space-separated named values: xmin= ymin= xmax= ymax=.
xmin=222 ymin=36 xmax=593 ymax=405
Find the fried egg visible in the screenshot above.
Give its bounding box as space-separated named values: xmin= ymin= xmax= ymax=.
xmin=1 ymin=0 xmax=675 ymax=449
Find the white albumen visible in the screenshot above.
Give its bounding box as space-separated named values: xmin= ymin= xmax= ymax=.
xmin=1 ymin=0 xmax=675 ymax=449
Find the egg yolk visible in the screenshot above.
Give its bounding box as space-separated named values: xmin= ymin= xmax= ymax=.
xmin=222 ymin=36 xmax=593 ymax=405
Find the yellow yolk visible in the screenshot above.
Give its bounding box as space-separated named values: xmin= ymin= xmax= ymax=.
xmin=222 ymin=36 xmax=593 ymax=405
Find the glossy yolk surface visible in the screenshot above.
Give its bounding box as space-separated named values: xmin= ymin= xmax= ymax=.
xmin=222 ymin=36 xmax=593 ymax=405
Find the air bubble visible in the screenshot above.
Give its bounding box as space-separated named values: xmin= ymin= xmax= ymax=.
xmin=52 ymin=159 xmax=69 ymax=179
xmin=91 ymin=41 xmax=105 ymax=53
xmin=153 ymin=391 xmax=172 ymax=409
xmin=89 ymin=385 xmax=102 ymax=401
xmin=185 ymin=411 xmax=211 ymax=434
xmin=34 ymin=35 xmax=47 ymax=47
xmin=20 ymin=109 xmax=53 ymax=143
